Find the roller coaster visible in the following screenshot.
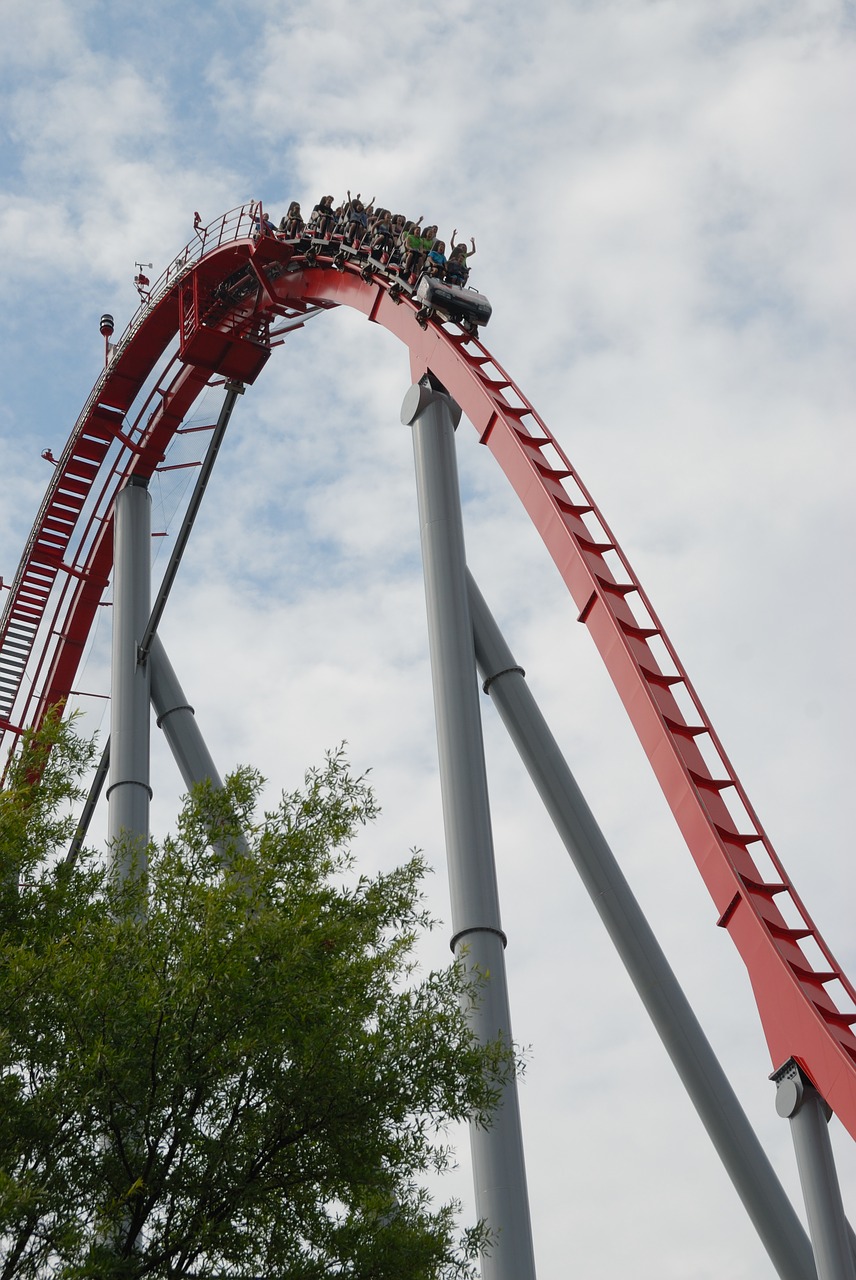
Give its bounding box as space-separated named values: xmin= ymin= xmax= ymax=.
xmin=1 ymin=199 xmax=854 ymax=1280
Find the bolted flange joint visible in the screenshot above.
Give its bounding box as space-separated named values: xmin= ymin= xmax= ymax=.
xmin=772 ymin=1058 xmax=832 ymax=1121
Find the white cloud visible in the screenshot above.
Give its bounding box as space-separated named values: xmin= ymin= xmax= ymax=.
xmin=0 ymin=0 xmax=91 ymax=71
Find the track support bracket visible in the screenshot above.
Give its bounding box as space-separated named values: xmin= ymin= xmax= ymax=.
xmin=773 ymin=1060 xmax=856 ymax=1280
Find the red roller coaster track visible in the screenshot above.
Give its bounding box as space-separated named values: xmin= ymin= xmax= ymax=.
xmin=2 ymin=200 xmax=855 ymax=1145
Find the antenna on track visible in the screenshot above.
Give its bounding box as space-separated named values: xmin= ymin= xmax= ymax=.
xmin=134 ymin=262 xmax=152 ymax=303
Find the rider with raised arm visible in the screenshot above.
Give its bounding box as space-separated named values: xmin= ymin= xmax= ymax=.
xmin=446 ymin=231 xmax=476 ymax=285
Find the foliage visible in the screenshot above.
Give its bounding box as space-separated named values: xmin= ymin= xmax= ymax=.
xmin=0 ymin=717 xmax=512 ymax=1279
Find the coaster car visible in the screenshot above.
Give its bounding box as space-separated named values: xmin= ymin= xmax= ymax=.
xmin=414 ymin=273 xmax=492 ymax=332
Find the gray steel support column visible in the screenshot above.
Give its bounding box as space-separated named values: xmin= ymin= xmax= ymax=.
xmin=106 ymin=478 xmax=152 ymax=879
xmin=403 ymin=380 xmax=537 ymax=1280
xmin=774 ymin=1062 xmax=856 ymax=1280
xmin=148 ymin=633 xmax=249 ymax=860
xmin=466 ymin=570 xmax=818 ymax=1280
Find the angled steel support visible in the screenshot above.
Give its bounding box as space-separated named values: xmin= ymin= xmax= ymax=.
xmin=139 ymin=380 xmax=244 ymax=661
xmin=148 ymin=633 xmax=249 ymax=860
xmin=149 ymin=633 xmax=225 ymax=792
xmin=466 ymin=568 xmax=817 ymax=1280
xmin=106 ymin=477 xmax=152 ymax=880
xmin=403 ymin=380 xmax=537 ymax=1280
xmin=774 ymin=1061 xmax=856 ymax=1280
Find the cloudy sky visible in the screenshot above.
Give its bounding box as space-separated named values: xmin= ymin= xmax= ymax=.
xmin=1 ymin=1 xmax=855 ymax=1276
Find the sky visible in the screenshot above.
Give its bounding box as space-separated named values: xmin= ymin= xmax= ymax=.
xmin=1 ymin=1 xmax=855 ymax=1277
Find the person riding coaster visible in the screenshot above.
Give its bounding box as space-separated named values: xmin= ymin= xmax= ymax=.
xmin=270 ymin=193 xmax=487 ymax=327
xmin=279 ymin=202 xmax=304 ymax=239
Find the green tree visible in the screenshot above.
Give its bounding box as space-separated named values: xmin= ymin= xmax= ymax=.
xmin=0 ymin=718 xmax=512 ymax=1279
